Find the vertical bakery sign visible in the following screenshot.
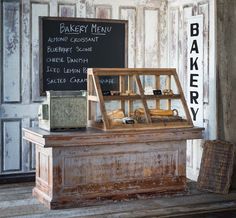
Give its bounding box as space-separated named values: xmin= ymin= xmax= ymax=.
xmin=187 ymin=15 xmax=204 ymax=127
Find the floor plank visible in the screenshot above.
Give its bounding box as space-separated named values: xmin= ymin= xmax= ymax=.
xmin=1 ymin=182 xmax=236 ymax=218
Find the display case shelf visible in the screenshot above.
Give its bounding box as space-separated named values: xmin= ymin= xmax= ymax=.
xmin=87 ymin=68 xmax=193 ymax=131
xmin=102 ymin=94 xmax=182 ymax=101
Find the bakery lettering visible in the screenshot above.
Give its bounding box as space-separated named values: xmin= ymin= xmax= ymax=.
xmin=59 ymin=22 xmax=112 ymax=35
xmin=189 ymin=23 xmax=200 ymax=121
xmin=60 ymin=23 xmax=88 ymax=34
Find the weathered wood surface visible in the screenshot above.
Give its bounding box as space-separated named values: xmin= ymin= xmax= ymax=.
xmin=23 ymin=127 xmax=204 ymax=147
xmin=197 ymin=140 xmax=235 ymax=194
xmin=217 ymin=0 xmax=236 ymax=189
xmin=35 ymin=141 xmax=186 ymax=209
xmin=1 ymin=182 xmax=236 ymax=217
xmin=23 ymin=127 xmax=202 ymax=209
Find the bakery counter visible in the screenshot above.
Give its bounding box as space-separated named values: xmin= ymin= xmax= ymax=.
xmin=23 ymin=127 xmax=204 ymax=209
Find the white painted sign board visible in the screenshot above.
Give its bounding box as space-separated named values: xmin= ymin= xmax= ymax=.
xmin=187 ymin=15 xmax=204 ymax=127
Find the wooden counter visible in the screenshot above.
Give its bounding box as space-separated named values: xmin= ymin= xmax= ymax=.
xmin=23 ymin=127 xmax=204 ymax=209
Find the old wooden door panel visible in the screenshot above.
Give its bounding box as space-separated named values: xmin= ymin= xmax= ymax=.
xmin=2 ymin=120 xmax=21 ymax=172
xmin=0 ymin=1 xmax=29 ymax=175
xmin=144 ymin=9 xmax=159 ymax=68
xmin=2 ymin=1 xmax=21 ymax=103
xmin=58 ymin=4 xmax=76 ymax=17
xmin=31 ymin=3 xmax=49 ymax=102
xmin=91 ymin=0 xmax=167 ymax=69
xmin=167 ymin=0 xmax=216 ymax=181
xmin=0 ymin=1 xmax=71 ymax=175
xmin=120 ymin=7 xmax=136 ymax=68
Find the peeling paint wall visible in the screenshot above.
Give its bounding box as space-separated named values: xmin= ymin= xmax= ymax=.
xmin=167 ymin=0 xmax=217 ymax=181
xmin=167 ymin=0 xmax=216 ymax=139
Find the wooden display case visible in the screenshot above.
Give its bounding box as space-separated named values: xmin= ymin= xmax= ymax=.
xmin=87 ymin=68 xmax=193 ymax=131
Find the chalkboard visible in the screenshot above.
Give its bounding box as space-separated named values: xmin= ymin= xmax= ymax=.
xmin=39 ymin=17 xmax=128 ymax=95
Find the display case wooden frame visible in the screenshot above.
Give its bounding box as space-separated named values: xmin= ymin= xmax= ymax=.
xmin=87 ymin=68 xmax=193 ymax=131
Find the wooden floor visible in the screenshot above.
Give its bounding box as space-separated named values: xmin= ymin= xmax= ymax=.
xmin=1 ymin=182 xmax=236 ymax=217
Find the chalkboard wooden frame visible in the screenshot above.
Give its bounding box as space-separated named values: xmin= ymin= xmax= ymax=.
xmin=39 ymin=17 xmax=128 ymax=95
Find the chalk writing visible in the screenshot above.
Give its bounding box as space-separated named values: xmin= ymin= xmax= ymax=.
xmin=46 ymin=57 xmax=64 ymax=63
xmin=70 ymin=37 xmax=99 ymax=43
xmin=47 ymin=46 xmax=72 ymax=53
xmin=64 ymin=68 xmax=81 ymax=74
xmin=99 ymin=78 xmax=115 ymax=84
xmin=70 ymin=77 xmax=87 ymax=83
xmin=66 ymin=57 xmax=88 ymax=64
xmin=48 ymin=37 xmax=68 ymax=43
xmin=76 ymin=46 xmax=93 ymax=52
xmin=90 ymin=24 xmax=112 ymax=35
xmin=60 ymin=23 xmax=88 ymax=34
xmin=47 ymin=78 xmax=66 ymax=84
xmin=46 ymin=66 xmax=60 ymax=73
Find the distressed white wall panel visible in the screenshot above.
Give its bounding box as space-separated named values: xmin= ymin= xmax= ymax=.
xmin=95 ymin=5 xmax=112 ymax=19
xmin=186 ymin=139 xmax=202 ymax=180
xmin=93 ymin=5 xmax=112 ymax=126
xmin=196 ymin=139 xmax=203 ymax=171
xmin=168 ymin=8 xmax=179 ymax=70
xmin=2 ymin=2 xmax=21 ymax=103
xmin=22 ymin=118 xmax=30 ymax=172
xmin=31 ymin=3 xmax=49 ymax=102
xmin=184 ymin=7 xmax=192 ymax=167
xmin=143 ymin=8 xmax=159 ymax=90
xmin=199 ymin=2 xmax=209 ymax=103
xmin=168 ymin=0 xmax=215 ymax=182
xmin=50 ymin=0 xmax=57 ymax=16
xmin=144 ymin=9 xmax=159 ymax=68
xmin=0 ymin=104 xmax=40 ymax=119
xmin=186 ymin=140 xmax=193 ymax=168
xmin=203 ymin=118 xmax=209 ymax=141
xmin=22 ymin=1 xmax=31 ymax=103
xmin=58 ymin=4 xmax=76 ymax=17
xmin=168 ymin=7 xmax=180 ymax=95
xmin=85 ymin=0 xmax=95 ymax=18
xmin=177 ymin=7 xmax=184 ymax=88
xmin=182 ymin=6 xmax=193 ymax=94
xmin=30 ymin=141 xmax=36 ymax=170
xmin=120 ymin=7 xmax=136 ymax=67
xmin=159 ymin=1 xmax=168 ymax=67
xmin=30 ymin=120 xmax=38 ymax=170
xmin=77 ymin=0 xmax=86 ymax=17
xmin=2 ymin=120 xmax=21 ymax=172
xmin=20 ymin=117 xmax=38 ymax=172
xmin=135 ymin=7 xmax=144 ymax=68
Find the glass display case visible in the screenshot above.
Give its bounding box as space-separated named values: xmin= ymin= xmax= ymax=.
xmin=87 ymin=68 xmax=193 ymax=131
